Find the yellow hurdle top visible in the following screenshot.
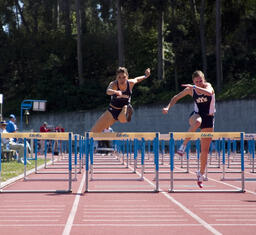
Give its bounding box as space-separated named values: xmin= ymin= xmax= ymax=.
xmin=88 ymin=132 xmax=244 ymax=141
xmin=1 ymin=132 xmax=71 ymax=140
xmin=88 ymin=132 xmax=158 ymax=140
xmin=170 ymin=132 xmax=243 ymax=140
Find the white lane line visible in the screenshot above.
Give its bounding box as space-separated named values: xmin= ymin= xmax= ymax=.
xmin=83 ymin=205 xmax=172 ymax=207
xmin=0 ymin=220 xmax=59 ymax=222
xmin=83 ymin=215 xmax=184 ymax=218
xmin=0 ymin=224 xmax=65 ymax=227
xmin=104 ymin=200 xmax=148 ymax=202
xmin=195 ymin=205 xmax=256 ymax=207
xmin=135 ymin=169 xmax=222 ymax=235
xmin=175 ymin=166 xmax=256 ymax=195
xmin=62 ymin=171 xmax=85 ymax=235
xmin=0 ymin=215 xmax=61 ymax=218
xmin=0 ymin=212 xmax=62 ymax=214
xmin=82 ymin=211 xmax=177 ymax=214
xmin=82 ymin=219 xmax=187 ymax=222
xmin=208 ymin=211 xmax=256 ymax=214
xmin=0 ymin=205 xmax=65 ymax=208
xmin=198 ymin=172 xmax=256 ymax=196
xmin=199 ymin=208 xmax=256 ymax=211
xmin=1 ymin=209 xmax=64 ymax=211
xmin=216 ymin=219 xmax=256 ymax=222
xmin=73 ymin=223 xmax=201 ymax=227
xmin=211 ymin=215 xmax=256 ymax=217
xmin=82 ymin=208 xmax=176 ymax=211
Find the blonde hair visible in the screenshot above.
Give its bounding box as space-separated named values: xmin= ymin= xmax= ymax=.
xmin=192 ymin=70 xmax=205 ymax=81
xmin=116 ymin=67 xmax=129 ymax=77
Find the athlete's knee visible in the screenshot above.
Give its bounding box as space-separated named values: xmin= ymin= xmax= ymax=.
xmin=194 ymin=120 xmax=201 ymax=128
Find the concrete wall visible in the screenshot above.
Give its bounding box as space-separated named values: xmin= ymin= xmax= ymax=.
xmin=13 ymin=99 xmax=256 ymax=134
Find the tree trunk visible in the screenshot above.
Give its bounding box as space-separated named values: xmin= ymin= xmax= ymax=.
xmin=199 ymin=0 xmax=207 ymax=76
xmin=189 ymin=0 xmax=198 ymax=33
xmin=116 ymin=0 xmax=125 ymax=66
xmin=216 ymin=0 xmax=223 ymax=91
xmin=170 ymin=0 xmax=178 ymax=91
xmin=62 ymin=0 xmax=71 ymax=37
xmin=157 ymin=10 xmax=165 ymax=80
xmin=80 ymin=0 xmax=86 ymax=34
xmin=15 ymin=0 xmax=30 ymax=33
xmin=75 ymin=0 xmax=84 ymax=86
xmin=53 ymin=0 xmax=59 ymax=29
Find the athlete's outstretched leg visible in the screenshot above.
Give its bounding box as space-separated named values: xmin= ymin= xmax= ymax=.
xmin=91 ymin=110 xmax=116 ymax=133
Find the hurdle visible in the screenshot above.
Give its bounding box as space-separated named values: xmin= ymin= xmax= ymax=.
xmin=169 ymin=132 xmax=245 ymax=193
xmin=0 ymin=132 xmax=73 ymax=193
xmin=84 ymin=132 xmax=160 ymax=193
xmin=37 ymin=134 xmax=80 ymax=181
xmin=220 ymin=133 xmax=256 ymax=181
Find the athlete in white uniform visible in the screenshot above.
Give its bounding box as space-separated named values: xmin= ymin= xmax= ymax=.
xmin=162 ymin=70 xmax=215 ymax=188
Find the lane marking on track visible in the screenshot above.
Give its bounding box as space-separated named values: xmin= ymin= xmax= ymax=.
xmin=82 ymin=215 xmax=184 ymax=218
xmin=131 ymin=167 xmax=222 ymax=235
xmin=176 ymin=166 xmax=256 ymax=195
xmin=82 ymin=219 xmax=187 ymax=222
xmin=72 ymin=223 xmax=204 ymax=227
xmin=62 ymin=171 xmax=85 ymax=235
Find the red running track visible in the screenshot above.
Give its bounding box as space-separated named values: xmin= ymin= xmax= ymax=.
xmin=0 ymin=152 xmax=256 ymax=235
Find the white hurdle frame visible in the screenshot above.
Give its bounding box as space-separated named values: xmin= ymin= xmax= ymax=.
xmin=0 ymin=132 xmax=73 ymax=193
xmin=85 ymin=132 xmax=160 ymax=193
xmin=169 ymin=132 xmax=245 ymax=193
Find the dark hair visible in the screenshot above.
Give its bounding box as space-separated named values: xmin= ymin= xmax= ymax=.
xmin=116 ymin=67 xmax=128 ymax=77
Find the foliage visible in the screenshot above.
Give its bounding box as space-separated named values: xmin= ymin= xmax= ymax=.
xmin=217 ymin=75 xmax=256 ymax=100
xmin=0 ymin=0 xmax=255 ymax=116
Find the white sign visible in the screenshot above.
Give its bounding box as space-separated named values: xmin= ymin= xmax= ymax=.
xmin=33 ymin=101 xmax=46 ymax=111
xmin=0 ymin=94 xmax=3 ymax=104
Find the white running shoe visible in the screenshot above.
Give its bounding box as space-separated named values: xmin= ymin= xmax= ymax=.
xmin=196 ymin=171 xmax=205 ymax=188
xmin=177 ymin=145 xmax=185 ymax=156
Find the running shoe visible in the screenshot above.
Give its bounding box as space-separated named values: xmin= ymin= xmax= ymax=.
xmin=196 ymin=171 xmax=205 ymax=188
xmin=126 ymin=104 xmax=133 ymax=122
xmin=177 ymin=145 xmax=185 ymax=156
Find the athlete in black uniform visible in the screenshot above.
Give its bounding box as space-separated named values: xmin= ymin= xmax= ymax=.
xmin=162 ymin=70 xmax=215 ymax=188
xmin=91 ymin=67 xmax=150 ymax=133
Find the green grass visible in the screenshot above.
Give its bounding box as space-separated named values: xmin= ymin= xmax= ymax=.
xmin=1 ymin=158 xmax=47 ymax=182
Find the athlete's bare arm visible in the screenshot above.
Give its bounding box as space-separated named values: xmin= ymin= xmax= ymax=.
xmin=106 ymin=81 xmax=122 ymax=96
xmin=181 ymin=82 xmax=214 ymax=96
xmin=129 ymin=68 xmax=150 ymax=89
xmin=162 ymin=88 xmax=191 ymax=114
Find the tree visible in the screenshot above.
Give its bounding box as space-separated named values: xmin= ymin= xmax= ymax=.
xmin=199 ymin=0 xmax=207 ymax=76
xmin=75 ymin=0 xmax=84 ymax=85
xmin=116 ymin=0 xmax=125 ymax=66
xmin=216 ymin=0 xmax=223 ymax=91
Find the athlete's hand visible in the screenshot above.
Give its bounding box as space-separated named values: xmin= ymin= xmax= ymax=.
xmin=181 ymin=84 xmax=193 ymax=89
xmin=115 ymin=90 xmax=123 ymax=96
xmin=162 ymin=107 xmax=169 ymax=114
xmin=145 ymin=68 xmax=151 ymax=78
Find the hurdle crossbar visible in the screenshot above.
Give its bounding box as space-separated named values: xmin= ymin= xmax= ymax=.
xmin=169 ymin=132 xmax=245 ymax=193
xmin=0 ymin=132 xmax=73 ymax=193
xmin=85 ymin=132 xmax=160 ymax=193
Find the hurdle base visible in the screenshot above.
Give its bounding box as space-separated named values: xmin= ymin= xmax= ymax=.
xmin=168 ymin=189 xmax=245 ymax=193
xmin=84 ymin=189 xmax=158 ymax=193
xmin=0 ymin=189 xmax=72 ymax=193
